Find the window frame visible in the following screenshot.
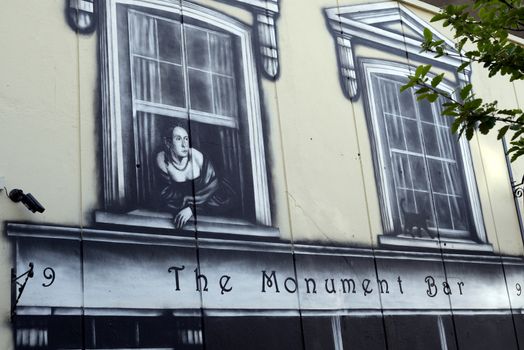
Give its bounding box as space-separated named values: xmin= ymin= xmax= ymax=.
xmin=361 ymin=59 xmax=487 ymax=243
xmin=99 ymin=0 xmax=272 ymax=226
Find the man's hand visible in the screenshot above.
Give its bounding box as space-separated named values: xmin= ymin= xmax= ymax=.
xmin=174 ymin=207 xmax=193 ymax=229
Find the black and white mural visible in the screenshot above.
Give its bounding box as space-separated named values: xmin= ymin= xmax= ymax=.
xmin=324 ymin=2 xmax=487 ymax=251
xmin=7 ymin=1 xmax=524 ymax=349
xmin=96 ymin=0 xmax=278 ymax=231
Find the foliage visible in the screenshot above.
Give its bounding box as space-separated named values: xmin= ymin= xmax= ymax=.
xmin=402 ymin=0 xmax=524 ymax=161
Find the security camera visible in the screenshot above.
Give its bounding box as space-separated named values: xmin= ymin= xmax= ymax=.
xmin=8 ymin=189 xmax=45 ymax=213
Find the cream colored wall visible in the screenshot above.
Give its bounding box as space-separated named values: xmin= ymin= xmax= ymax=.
xmin=1 ymin=0 xmax=524 ymax=347
xmin=270 ymin=0 xmax=377 ymax=245
xmin=0 ymin=1 xmax=84 ymax=348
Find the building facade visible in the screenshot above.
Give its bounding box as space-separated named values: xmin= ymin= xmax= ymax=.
xmin=2 ymin=0 xmax=524 ymax=349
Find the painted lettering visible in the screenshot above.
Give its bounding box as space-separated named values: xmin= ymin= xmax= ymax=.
xmin=457 ymin=281 xmax=465 ymax=295
xmin=261 ymin=270 xmax=280 ymax=293
xmin=397 ymin=276 xmax=404 ymax=294
xmin=304 ymin=278 xmax=317 ymax=294
xmin=442 ymin=281 xmax=452 ymax=295
xmin=219 ymin=275 xmax=232 ymax=295
xmin=425 ymin=276 xmax=437 ymax=297
xmin=325 ymin=278 xmax=336 ymax=294
xmin=340 ymin=278 xmax=356 ymax=294
xmin=362 ymin=279 xmax=373 ymax=296
xmin=378 ymin=279 xmax=389 ymax=294
xmin=168 ymin=265 xmax=185 ymax=291
xmin=284 ymin=277 xmax=297 ymax=293
xmin=194 ymin=268 xmax=208 ymax=292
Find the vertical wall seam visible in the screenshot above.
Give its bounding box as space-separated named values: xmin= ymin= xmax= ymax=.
xmin=396 ymin=3 xmax=461 ymax=348
xmin=265 ymin=1 xmax=309 ymax=348
xmin=74 ymin=13 xmax=87 ymax=350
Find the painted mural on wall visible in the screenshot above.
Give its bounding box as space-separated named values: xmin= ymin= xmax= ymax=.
xmin=96 ymin=0 xmax=278 ymax=231
xmin=6 ymin=0 xmax=524 ymax=349
xmin=324 ymin=2 xmax=487 ymax=249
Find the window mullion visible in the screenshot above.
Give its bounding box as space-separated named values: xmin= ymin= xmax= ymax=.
xmin=180 ymin=23 xmax=192 ymax=116
xmin=207 ymin=32 xmax=217 ymax=115
xmin=393 ymin=85 xmax=417 ymax=213
xmin=154 ymin=19 xmax=162 ymax=105
xmin=413 ymin=88 xmax=440 ymax=233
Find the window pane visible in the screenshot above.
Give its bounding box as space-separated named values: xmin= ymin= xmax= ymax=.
xmin=380 ymin=79 xmax=400 ymax=115
xmin=133 ymin=57 xmax=161 ymax=103
xmin=404 ymin=119 xmax=422 ymax=153
xmin=397 ymin=189 xmax=414 ymax=226
xmin=450 ymin=196 xmax=468 ymax=230
xmin=185 ymin=26 xmax=210 ymax=70
xmin=433 ymin=97 xmax=449 ymax=126
xmin=160 ymin=63 xmax=185 ymax=107
xmin=434 ymin=194 xmax=452 ymax=229
xmin=414 ymin=191 xmax=435 ymax=227
xmin=421 ymin=123 xmax=440 ymax=157
xmin=437 ymin=125 xmax=454 ymax=159
xmin=419 ymin=100 xmax=434 ymax=123
xmin=428 ymin=159 xmax=447 ymax=194
xmin=210 ymin=32 xmax=233 ymax=75
xmin=410 ymin=155 xmax=429 ymax=191
xmin=446 ymin=163 xmax=463 ymax=195
xmin=157 ymin=20 xmax=182 ymax=64
xmin=399 ymin=89 xmax=416 ymax=119
xmin=392 ymin=153 xmax=411 ymax=190
xmin=398 ymin=190 xmax=435 ymax=231
xmin=213 ymin=75 xmax=236 ymax=117
xmin=188 ymin=69 xmax=213 ymax=113
xmin=129 ymin=12 xmax=157 ymax=58
xmin=385 ymin=115 xmax=404 ymax=150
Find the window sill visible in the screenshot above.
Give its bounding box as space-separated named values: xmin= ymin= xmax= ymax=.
xmin=378 ymin=234 xmax=493 ymax=253
xmin=95 ymin=209 xmax=279 ymax=238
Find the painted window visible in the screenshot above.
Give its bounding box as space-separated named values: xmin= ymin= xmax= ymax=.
xmin=100 ymin=1 xmax=272 ymax=227
xmin=128 ymin=11 xmax=238 ymax=125
xmin=127 ymin=10 xmax=245 ymax=214
xmin=364 ymin=63 xmax=482 ymax=240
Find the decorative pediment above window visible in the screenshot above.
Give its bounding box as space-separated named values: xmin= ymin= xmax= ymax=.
xmin=324 ymin=2 xmax=469 ymax=100
xmin=226 ymin=0 xmax=280 ymax=78
xmin=66 ymin=0 xmax=280 ymax=80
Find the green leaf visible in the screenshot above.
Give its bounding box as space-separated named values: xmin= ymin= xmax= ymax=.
xmin=451 ymin=119 xmax=461 ymax=134
xmin=497 ymin=125 xmax=510 ymax=140
xmin=431 ymin=73 xmax=445 ymax=88
xmin=415 ymin=87 xmax=431 ymax=95
xmin=469 ymin=98 xmax=483 ymax=110
xmin=466 ymin=127 xmax=474 ymax=140
xmin=442 ymin=106 xmax=459 ymax=116
xmin=479 ymin=122 xmax=492 ymax=135
xmin=460 ymin=84 xmax=473 ymax=100
xmin=457 ymin=37 xmax=468 ymax=52
xmin=423 ymin=28 xmax=433 ymax=43
xmin=421 ymin=64 xmax=432 ymax=77
xmin=416 ymin=93 xmax=431 ymax=101
xmin=457 ymin=61 xmax=470 ymax=73
xmin=511 ymin=148 xmax=524 ymax=162
xmin=415 ymin=65 xmax=424 ymax=77
xmin=512 ymin=128 xmax=524 ymax=140
xmin=431 ymin=13 xmax=448 ymax=22
xmin=400 ymin=83 xmax=412 ymax=93
xmin=427 ymin=93 xmax=439 ymax=102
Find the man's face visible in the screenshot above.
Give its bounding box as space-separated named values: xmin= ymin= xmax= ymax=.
xmin=170 ymin=126 xmax=189 ymax=158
